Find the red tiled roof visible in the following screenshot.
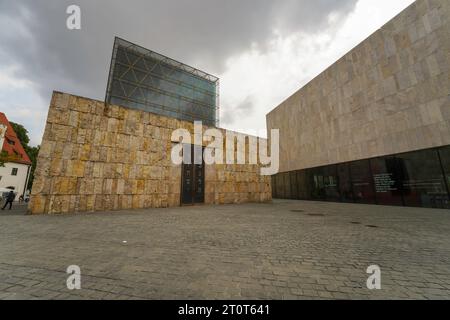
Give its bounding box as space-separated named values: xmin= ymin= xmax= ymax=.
xmin=0 ymin=112 xmax=32 ymax=165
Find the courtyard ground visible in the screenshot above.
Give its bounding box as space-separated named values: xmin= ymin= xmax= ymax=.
xmin=0 ymin=200 xmax=449 ymax=300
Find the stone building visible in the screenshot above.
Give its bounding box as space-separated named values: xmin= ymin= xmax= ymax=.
xmin=29 ymin=37 xmax=272 ymax=215
xmin=29 ymin=92 xmax=271 ymax=214
xmin=267 ymin=0 xmax=450 ymax=208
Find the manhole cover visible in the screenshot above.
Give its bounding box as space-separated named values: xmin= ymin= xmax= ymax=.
xmin=366 ymin=225 xmax=379 ymax=228
xmin=290 ymin=210 xmax=304 ymax=213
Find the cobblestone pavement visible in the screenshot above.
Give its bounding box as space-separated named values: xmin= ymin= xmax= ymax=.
xmin=0 ymin=202 xmax=28 ymax=216
xmin=1 ymin=200 xmax=450 ymax=300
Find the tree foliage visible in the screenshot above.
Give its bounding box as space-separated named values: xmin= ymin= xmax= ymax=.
xmin=10 ymin=122 xmax=30 ymax=147
xmin=0 ymin=150 xmax=9 ymax=167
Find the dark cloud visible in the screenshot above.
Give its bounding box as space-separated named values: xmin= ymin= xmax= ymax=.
xmin=0 ymin=0 xmax=357 ymax=110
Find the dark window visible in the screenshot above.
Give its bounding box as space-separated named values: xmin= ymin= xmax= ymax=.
xmin=350 ymin=160 xmax=376 ymax=204
xmin=397 ymin=149 xmax=447 ymax=208
xmin=297 ymin=170 xmax=309 ymax=200
xmin=283 ymin=172 xmax=291 ymax=199
xmin=290 ymin=171 xmax=298 ymax=200
xmin=271 ymin=175 xmax=278 ymax=198
xmin=370 ymin=157 xmax=404 ymax=206
xmin=439 ymin=146 xmax=450 ymax=191
xmin=271 ymin=146 xmax=450 ymax=209
xmin=323 ymin=165 xmax=340 ymax=202
xmin=338 ymin=163 xmax=353 ymax=203
xmin=276 ymin=172 xmax=286 ymax=199
xmin=309 ymin=167 xmax=327 ymax=201
xmin=11 ymin=168 xmax=18 ymax=176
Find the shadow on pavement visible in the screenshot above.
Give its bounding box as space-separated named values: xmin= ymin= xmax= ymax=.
xmin=0 ymin=202 xmax=29 ymax=216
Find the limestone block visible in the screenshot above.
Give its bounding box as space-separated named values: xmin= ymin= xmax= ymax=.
xmin=67 ymin=160 xmax=86 ymax=177
xmin=132 ymin=195 xmax=144 ymax=209
xmin=94 ymin=179 xmax=103 ymax=195
xmin=160 ymin=194 xmax=169 ymax=208
xmin=168 ymin=194 xmax=180 ymax=207
xmin=51 ymin=92 xmax=70 ymax=110
xmin=76 ymin=195 xmax=87 ymax=212
xmin=29 ymin=195 xmax=47 ymax=215
xmin=39 ymin=141 xmax=56 ymax=159
xmin=94 ymin=196 xmax=103 ymax=211
xmin=69 ymin=195 xmax=79 ymax=213
xmin=70 ymin=96 xmax=92 ymax=114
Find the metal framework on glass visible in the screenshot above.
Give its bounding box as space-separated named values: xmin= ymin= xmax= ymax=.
xmin=105 ymin=37 xmax=220 ymax=127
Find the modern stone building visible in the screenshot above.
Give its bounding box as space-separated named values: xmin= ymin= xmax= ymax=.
xmin=267 ymin=0 xmax=450 ymax=208
xmin=29 ymin=92 xmax=271 ymax=214
xmin=29 ymin=39 xmax=271 ymax=215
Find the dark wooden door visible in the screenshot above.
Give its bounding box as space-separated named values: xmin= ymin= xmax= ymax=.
xmin=181 ymin=145 xmax=205 ymax=205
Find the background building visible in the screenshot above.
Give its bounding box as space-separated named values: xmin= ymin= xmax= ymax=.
xmin=0 ymin=112 xmax=32 ymax=198
xmin=105 ymin=37 xmax=219 ymax=127
xmin=267 ymin=0 xmax=450 ymax=209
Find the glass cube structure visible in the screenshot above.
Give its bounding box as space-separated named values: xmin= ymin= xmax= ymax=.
xmin=105 ymin=37 xmax=219 ymax=127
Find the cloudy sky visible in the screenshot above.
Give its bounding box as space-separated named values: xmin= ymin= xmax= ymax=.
xmin=0 ymin=0 xmax=415 ymax=145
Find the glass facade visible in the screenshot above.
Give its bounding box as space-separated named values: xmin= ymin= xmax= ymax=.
xmin=272 ymin=146 xmax=450 ymax=209
xmin=105 ymin=37 xmax=219 ymax=127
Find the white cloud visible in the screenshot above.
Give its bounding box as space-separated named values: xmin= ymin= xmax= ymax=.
xmin=0 ymin=66 xmax=33 ymax=89
xmin=219 ymin=0 xmax=416 ymax=136
xmin=0 ymin=66 xmax=47 ymax=146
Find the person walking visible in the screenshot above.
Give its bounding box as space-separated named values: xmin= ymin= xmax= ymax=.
xmin=1 ymin=191 xmax=16 ymax=210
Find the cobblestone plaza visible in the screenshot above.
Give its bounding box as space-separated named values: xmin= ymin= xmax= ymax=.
xmin=1 ymin=201 xmax=450 ymax=300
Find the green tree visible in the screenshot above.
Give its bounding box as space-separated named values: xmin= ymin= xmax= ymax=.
xmin=10 ymin=122 xmax=30 ymax=148
xmin=0 ymin=150 xmax=9 ymax=167
xmin=26 ymin=145 xmax=40 ymax=190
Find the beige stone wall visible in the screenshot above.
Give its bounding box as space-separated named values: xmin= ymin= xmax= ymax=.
xmin=29 ymin=92 xmax=271 ymax=214
xmin=267 ymin=0 xmax=450 ymax=173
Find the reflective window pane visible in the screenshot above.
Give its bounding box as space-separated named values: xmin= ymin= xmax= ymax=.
xmin=106 ymin=38 xmax=218 ymax=127
xmin=271 ymin=146 xmax=450 ymax=209
xmin=309 ymin=167 xmax=326 ymax=201
xmin=439 ymin=146 xmax=450 ymax=189
xmin=283 ymin=172 xmax=292 ymax=199
xmin=297 ymin=171 xmax=309 ymax=200
xmin=338 ymin=163 xmax=353 ymax=203
xmin=370 ymin=157 xmax=404 ymax=206
xmin=323 ymin=165 xmax=340 ymax=202
xmin=290 ymin=171 xmax=299 ymax=200
xmin=397 ymin=149 xmax=447 ymax=208
xmin=350 ymin=160 xmax=376 ymax=204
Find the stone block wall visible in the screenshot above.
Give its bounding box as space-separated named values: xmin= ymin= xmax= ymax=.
xmin=29 ymin=92 xmax=271 ymax=214
xmin=267 ymin=0 xmax=450 ymax=173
